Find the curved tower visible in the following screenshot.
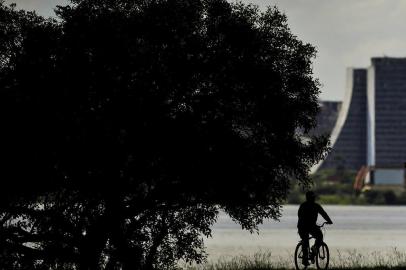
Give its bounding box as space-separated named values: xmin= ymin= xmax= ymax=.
xmin=318 ymin=68 xmax=367 ymax=171
xmin=316 ymin=57 xmax=406 ymax=174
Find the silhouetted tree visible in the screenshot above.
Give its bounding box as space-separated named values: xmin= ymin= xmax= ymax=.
xmin=0 ymin=0 xmax=328 ymax=269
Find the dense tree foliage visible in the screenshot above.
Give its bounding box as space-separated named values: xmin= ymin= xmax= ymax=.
xmin=0 ymin=0 xmax=328 ymax=269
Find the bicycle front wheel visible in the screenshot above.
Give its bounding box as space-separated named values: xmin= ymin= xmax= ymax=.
xmin=294 ymin=242 xmax=308 ymax=270
xmin=316 ymin=242 xmax=329 ymax=270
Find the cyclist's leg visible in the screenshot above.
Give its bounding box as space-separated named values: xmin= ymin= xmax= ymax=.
xmin=311 ymin=226 xmax=323 ymax=249
xmin=299 ymin=229 xmax=310 ymax=265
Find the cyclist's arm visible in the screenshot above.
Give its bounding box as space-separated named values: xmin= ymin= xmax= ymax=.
xmin=318 ymin=205 xmax=333 ymax=224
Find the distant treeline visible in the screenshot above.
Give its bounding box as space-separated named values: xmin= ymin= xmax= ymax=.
xmin=287 ymin=168 xmax=406 ymax=205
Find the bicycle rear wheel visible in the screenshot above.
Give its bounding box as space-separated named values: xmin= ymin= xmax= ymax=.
xmin=316 ymin=242 xmax=329 ymax=270
xmin=294 ymin=242 xmax=308 ymax=270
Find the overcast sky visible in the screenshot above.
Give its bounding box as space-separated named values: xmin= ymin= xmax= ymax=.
xmin=5 ymin=0 xmax=406 ymax=101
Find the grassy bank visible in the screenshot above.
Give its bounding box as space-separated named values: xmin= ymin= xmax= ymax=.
xmin=182 ymin=250 xmax=406 ymax=270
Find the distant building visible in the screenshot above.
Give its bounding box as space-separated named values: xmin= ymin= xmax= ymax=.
xmin=316 ymin=68 xmax=368 ymax=171
xmin=368 ymin=58 xmax=406 ymax=168
xmin=310 ymin=101 xmax=341 ymax=137
xmin=315 ymin=57 xmax=406 ymax=186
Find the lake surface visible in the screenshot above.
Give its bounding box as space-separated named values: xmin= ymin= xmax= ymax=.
xmin=205 ymin=205 xmax=406 ymax=262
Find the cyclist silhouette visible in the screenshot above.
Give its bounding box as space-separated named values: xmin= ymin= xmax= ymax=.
xmin=298 ymin=191 xmax=333 ymax=266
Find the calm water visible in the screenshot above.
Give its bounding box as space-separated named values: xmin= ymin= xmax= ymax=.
xmin=205 ymin=205 xmax=406 ymax=261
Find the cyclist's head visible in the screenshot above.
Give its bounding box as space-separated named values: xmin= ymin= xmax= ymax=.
xmin=306 ymin=191 xmax=316 ymax=202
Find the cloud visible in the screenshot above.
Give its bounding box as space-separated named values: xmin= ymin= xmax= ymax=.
xmin=240 ymin=0 xmax=406 ymax=100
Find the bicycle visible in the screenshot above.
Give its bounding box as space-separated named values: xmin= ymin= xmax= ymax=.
xmin=294 ymin=222 xmax=330 ymax=270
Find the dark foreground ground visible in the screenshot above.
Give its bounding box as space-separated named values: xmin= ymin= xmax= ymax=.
xmin=182 ymin=251 xmax=406 ymax=270
xmin=185 ymin=267 xmax=406 ymax=270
